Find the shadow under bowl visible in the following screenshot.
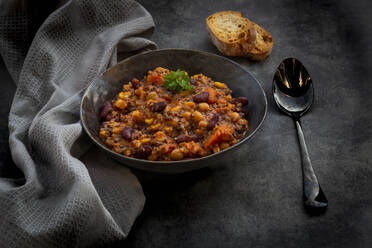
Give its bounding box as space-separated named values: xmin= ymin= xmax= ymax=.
xmin=80 ymin=49 xmax=267 ymax=173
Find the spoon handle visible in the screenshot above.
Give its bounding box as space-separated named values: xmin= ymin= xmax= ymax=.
xmin=295 ymin=120 xmax=328 ymax=209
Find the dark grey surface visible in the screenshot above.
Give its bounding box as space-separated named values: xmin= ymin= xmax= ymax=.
xmin=1 ymin=0 xmax=371 ymax=247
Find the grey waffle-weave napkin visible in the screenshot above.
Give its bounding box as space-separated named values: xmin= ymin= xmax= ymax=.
xmin=0 ymin=0 xmax=157 ymax=247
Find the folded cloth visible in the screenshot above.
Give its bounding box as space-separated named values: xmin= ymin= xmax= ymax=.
xmin=0 ymin=0 xmax=157 ymax=247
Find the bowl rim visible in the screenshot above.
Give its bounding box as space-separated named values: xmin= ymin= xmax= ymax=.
xmin=80 ymin=48 xmax=267 ymax=165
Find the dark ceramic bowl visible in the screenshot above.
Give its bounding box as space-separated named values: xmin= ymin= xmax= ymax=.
xmin=80 ymin=49 xmax=267 ymax=173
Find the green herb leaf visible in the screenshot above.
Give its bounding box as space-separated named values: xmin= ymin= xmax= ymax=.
xmin=164 ymin=69 xmax=194 ymax=93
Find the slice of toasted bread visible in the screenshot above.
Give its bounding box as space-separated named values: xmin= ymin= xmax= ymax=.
xmin=206 ymin=11 xmax=273 ymax=61
xmin=206 ymin=11 xmax=256 ymax=57
xmin=244 ymin=22 xmax=273 ymax=61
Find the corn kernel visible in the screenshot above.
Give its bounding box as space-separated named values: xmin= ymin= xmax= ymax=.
xmin=182 ymin=111 xmax=191 ymax=120
xmin=164 ymin=126 xmax=173 ymax=133
xmin=118 ymin=92 xmax=126 ymax=99
xmin=141 ymin=138 xmax=151 ymax=144
xmin=226 ymin=95 xmax=232 ymax=100
xmin=145 ymin=118 xmax=154 ymax=125
xmin=214 ymin=82 xmax=226 ymax=88
xmin=213 ymin=145 xmax=221 ymax=153
xmin=99 ymin=130 xmax=107 ymax=137
xmin=151 ymin=123 xmax=161 ymax=130
xmin=114 ymin=99 xmax=127 ymax=109
xmin=179 ymin=90 xmax=190 ymax=97
xmin=227 ymin=104 xmax=234 ymax=109
xmin=119 ymin=91 xmax=131 ymax=99
xmin=147 ymin=99 xmax=156 ymax=105
xmin=132 ymin=139 xmax=141 ymax=148
xmin=185 ymin=101 xmax=196 ymax=109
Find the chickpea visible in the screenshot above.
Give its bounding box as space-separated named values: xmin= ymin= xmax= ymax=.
xmin=213 ymin=145 xmax=221 ymax=153
xmin=220 ymin=142 xmax=230 ymax=150
xmin=198 ymin=102 xmax=209 ymax=112
xmin=198 ymin=120 xmax=208 ymax=129
xmin=171 ymin=106 xmax=182 ymax=113
xmin=168 ymin=119 xmax=178 ymax=127
xmin=170 ymin=149 xmax=184 ymax=160
xmin=112 ymin=127 xmax=122 ymax=134
xmin=192 ymin=111 xmax=203 ymax=123
xmin=182 ymin=111 xmax=191 ymax=120
xmin=230 ymin=112 xmax=240 ymax=122
xmin=132 ymin=110 xmax=142 ymax=122
xmin=148 ymin=153 xmax=158 ymax=161
xmin=147 ymin=91 xmax=158 ymax=100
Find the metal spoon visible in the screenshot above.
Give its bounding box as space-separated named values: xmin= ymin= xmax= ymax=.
xmin=273 ymin=58 xmax=328 ymax=210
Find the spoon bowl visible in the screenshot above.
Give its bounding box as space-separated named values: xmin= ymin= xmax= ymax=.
xmin=273 ymin=58 xmax=328 ymax=210
xmin=273 ymin=58 xmax=314 ymax=118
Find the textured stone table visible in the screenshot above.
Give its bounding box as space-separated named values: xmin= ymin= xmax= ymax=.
xmin=1 ymin=0 xmax=372 ymax=247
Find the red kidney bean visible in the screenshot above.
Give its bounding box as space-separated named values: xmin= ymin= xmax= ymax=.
xmin=134 ymin=145 xmax=152 ymax=159
xmin=175 ymin=134 xmax=189 ymax=143
xmin=175 ymin=134 xmax=199 ymax=143
xmin=151 ymin=101 xmax=167 ymax=112
xmin=207 ymin=113 xmax=218 ymax=130
xmin=100 ymin=101 xmax=112 ymax=120
xmin=239 ymin=110 xmax=247 ymax=118
xmin=190 ymin=78 xmax=197 ymax=86
xmin=235 ymin=97 xmax=249 ymax=106
xmin=131 ymin=80 xmax=140 ymax=90
xmin=193 ymin=92 xmax=209 ymax=103
xmin=189 ymin=134 xmax=199 ymax=142
xmin=105 ymin=114 xmax=112 ymax=121
xmin=122 ymin=127 xmax=133 ymax=140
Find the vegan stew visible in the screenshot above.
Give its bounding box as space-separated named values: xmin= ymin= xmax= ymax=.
xmin=99 ymin=67 xmax=249 ymax=161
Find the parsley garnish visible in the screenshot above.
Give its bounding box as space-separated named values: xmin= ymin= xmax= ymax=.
xmin=164 ymin=69 xmax=194 ymax=93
